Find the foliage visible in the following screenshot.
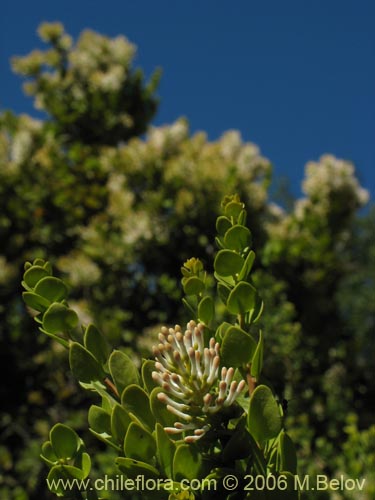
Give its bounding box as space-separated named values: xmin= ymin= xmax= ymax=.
xmin=21 ymin=197 xmax=300 ymax=499
xmin=11 ymin=22 xmax=160 ymax=145
xmin=0 ymin=21 xmax=374 ymax=500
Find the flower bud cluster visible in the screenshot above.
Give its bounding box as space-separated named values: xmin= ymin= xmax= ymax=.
xmin=152 ymin=320 xmax=246 ymax=442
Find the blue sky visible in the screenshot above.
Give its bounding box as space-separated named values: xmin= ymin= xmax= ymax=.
xmin=1 ymin=0 xmax=374 ymax=200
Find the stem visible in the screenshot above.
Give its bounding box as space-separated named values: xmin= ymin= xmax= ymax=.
xmin=246 ymin=367 xmax=257 ymax=396
xmin=104 ymin=377 xmax=120 ymax=399
xmin=238 ymin=313 xmax=245 ymax=330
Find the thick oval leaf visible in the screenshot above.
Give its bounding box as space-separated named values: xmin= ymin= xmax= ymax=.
xmin=173 ymin=444 xmax=204 ymax=482
xmin=214 ymin=250 xmax=244 ymax=277
xmin=35 ymin=277 xmax=68 ymax=302
xmin=60 ymin=465 xmax=86 ymax=480
xmin=250 ymin=331 xmax=264 ymax=379
xmin=223 ymin=428 xmax=253 ymax=462
xmin=248 ymin=385 xmax=282 ymax=444
xmin=278 ymin=431 xmax=297 ymax=474
xmin=109 ymin=350 xmax=140 ymax=395
xmin=43 ymin=303 xmax=79 ymax=334
xmin=141 ymin=359 xmax=159 ymax=394
xmin=221 ymin=326 xmax=256 ymax=367
xmin=50 ymin=424 xmax=80 ymax=459
xmin=215 ymin=235 xmax=225 ymax=249
xmin=250 ymin=295 xmax=264 ymax=324
xmin=69 ymin=342 xmax=105 ymax=384
xmin=182 ymin=276 xmax=205 ymax=295
xmin=111 ymin=404 xmax=132 ymax=444
xmin=198 ymin=296 xmax=214 ymax=324
xmin=238 ymin=250 xmax=256 ymax=281
xmin=115 ymin=457 xmax=159 ymax=479
xmin=215 ymin=321 xmax=233 ymax=341
xmin=224 ymin=225 xmax=252 ymax=251
xmin=22 ymin=291 xmax=50 ymax=312
xmin=40 ymin=441 xmax=58 ymax=466
xmin=124 ymin=422 xmax=156 ymax=462
xmin=89 ymin=429 xmax=120 ymax=451
xmin=224 ymin=200 xmax=243 ymax=218
xmin=121 ymin=384 xmax=155 ymax=431
xmin=47 ymin=466 xmax=70 ymax=496
xmin=74 ymin=452 xmax=91 ymax=478
xmin=33 ymin=258 xmax=46 ymax=267
xmin=238 ymin=209 xmax=247 ymax=226
xmin=84 ymin=324 xmax=110 ymax=365
xmin=217 ymin=282 xmax=231 ymax=305
xmin=88 ymin=405 xmax=111 ymax=435
xmin=23 ymin=266 xmax=50 ymax=288
xmin=227 ymin=282 xmax=257 ymax=314
xmin=216 ymin=215 xmax=232 ymax=236
xmin=156 ymin=423 xmax=176 ymax=478
xmin=149 ymin=387 xmax=176 ymax=428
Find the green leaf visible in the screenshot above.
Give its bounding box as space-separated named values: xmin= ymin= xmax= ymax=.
xmin=182 ymin=276 xmax=205 ymax=295
xmin=221 ymin=326 xmax=256 ymax=367
xmin=156 ymin=423 xmax=176 ymax=478
xmin=89 ymin=429 xmax=120 ymax=451
xmin=50 ymin=424 xmax=80 ymax=459
xmin=215 ymin=235 xmax=225 ymax=249
xmin=62 ymin=465 xmax=87 ymax=480
xmin=22 ymin=291 xmax=50 ymax=312
xmin=121 ymin=384 xmax=155 ymax=431
xmin=224 ymin=225 xmax=252 ymax=251
xmin=217 ymin=282 xmax=232 ymax=305
xmin=278 ymin=432 xmax=297 ymax=474
xmin=141 ymin=359 xmax=159 ymax=394
xmin=111 ymin=404 xmax=132 ymax=444
xmin=150 ymin=387 xmax=176 ymax=428
xmin=109 ymin=350 xmax=140 ymax=395
xmin=238 ymin=208 xmax=247 ymax=226
xmin=198 ymin=296 xmax=214 ymax=324
xmin=40 ymin=441 xmax=58 ymax=466
xmin=248 ymin=385 xmax=282 ymax=444
xmin=244 ymin=432 xmax=267 ymax=476
xmin=182 ymin=297 xmax=196 ymax=317
xmin=215 ymin=321 xmax=233 ymax=341
xmin=251 ymin=331 xmax=263 ymax=379
xmin=227 ymin=282 xmax=257 ymax=314
xmin=173 ymin=444 xmax=203 ymax=481
xmin=23 ymin=266 xmax=50 ymax=288
xmin=37 ymin=327 xmax=70 ymax=348
xmin=249 ymin=295 xmax=264 ymax=324
xmin=216 ymin=215 xmax=232 ymax=236
xmin=43 ymin=261 xmax=53 ymax=274
xmin=74 ymin=452 xmax=91 ymax=478
xmin=224 ymin=200 xmax=243 ymax=218
xmin=43 ymin=303 xmax=79 ymax=334
xmin=214 ymin=250 xmax=244 ymax=277
xmin=238 ymin=250 xmax=256 ymax=281
xmin=34 ymin=276 xmax=68 ymax=302
xmin=124 ymin=422 xmax=156 ymax=462
xmin=84 ymin=324 xmax=110 ymax=365
xmin=101 ymin=394 xmax=112 ymax=414
xmin=115 ymin=457 xmax=160 ymax=479
xmin=88 ymin=405 xmax=111 ymax=435
xmin=33 ymin=258 xmax=46 ymax=267
xmin=222 ymin=428 xmax=253 ymax=462
xmin=47 ymin=466 xmax=70 ymax=496
xmin=69 ymin=342 xmax=105 ymax=384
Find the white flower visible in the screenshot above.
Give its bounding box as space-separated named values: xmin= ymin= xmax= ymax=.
xmin=152 ymin=321 xmax=246 ymax=442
